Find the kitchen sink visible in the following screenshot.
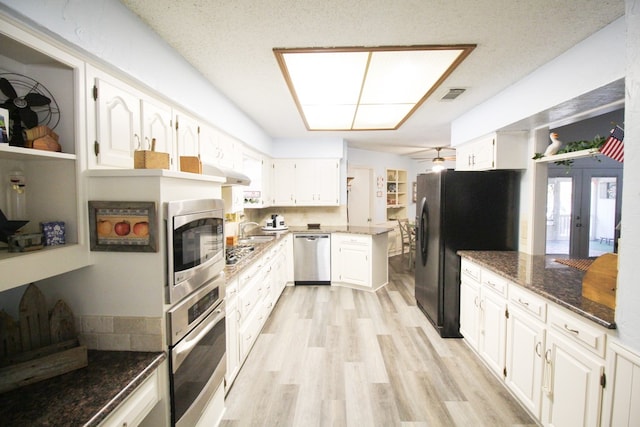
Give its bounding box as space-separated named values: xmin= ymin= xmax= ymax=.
xmin=238 ymin=235 xmax=275 ymax=244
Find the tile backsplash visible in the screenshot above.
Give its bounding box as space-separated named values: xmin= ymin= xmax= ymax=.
xmin=76 ymin=315 xmax=163 ymax=351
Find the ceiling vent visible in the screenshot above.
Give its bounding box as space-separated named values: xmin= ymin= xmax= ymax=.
xmin=441 ymin=88 xmax=466 ymax=100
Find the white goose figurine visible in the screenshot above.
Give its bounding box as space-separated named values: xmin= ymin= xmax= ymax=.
xmin=544 ymin=132 xmax=563 ymax=156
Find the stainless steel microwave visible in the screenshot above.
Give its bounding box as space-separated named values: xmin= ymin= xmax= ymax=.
xmin=165 ymin=199 xmax=225 ymax=304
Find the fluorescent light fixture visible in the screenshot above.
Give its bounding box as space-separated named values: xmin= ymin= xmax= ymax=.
xmin=274 ymin=45 xmax=475 ymax=131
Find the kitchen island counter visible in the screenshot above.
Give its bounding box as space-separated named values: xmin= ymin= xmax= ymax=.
xmin=0 ymin=350 xmax=166 ymax=426
xmin=286 ymin=225 xmax=393 ymax=235
xmin=458 ymin=250 xmax=615 ymax=329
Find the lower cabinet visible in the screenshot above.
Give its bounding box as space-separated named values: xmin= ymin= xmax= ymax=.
xmin=460 ymin=258 xmax=610 ymax=427
xmin=331 ymin=232 xmax=389 ymax=290
xmin=225 ymin=236 xmax=289 ymax=392
xmin=505 ymin=304 xmax=546 ymax=418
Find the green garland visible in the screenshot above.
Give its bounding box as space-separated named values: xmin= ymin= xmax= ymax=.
xmin=533 ymin=135 xmax=606 ymax=166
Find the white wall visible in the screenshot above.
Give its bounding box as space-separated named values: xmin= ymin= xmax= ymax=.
xmin=451 ymin=17 xmax=626 ymax=146
xmin=347 ymin=147 xmax=420 ymax=224
xmin=0 ymin=0 xmax=273 ymax=154
xmin=616 ymin=0 xmax=640 ymax=352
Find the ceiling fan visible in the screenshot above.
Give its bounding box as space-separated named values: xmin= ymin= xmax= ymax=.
xmin=414 ymin=147 xmax=456 ymax=171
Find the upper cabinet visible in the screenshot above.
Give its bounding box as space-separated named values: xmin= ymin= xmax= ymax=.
xmin=271 ymin=159 xmax=339 ymax=207
xmin=242 ymin=148 xmax=270 ymax=209
xmin=0 ymin=15 xmax=91 ymax=291
xmin=456 ymin=131 xmax=527 ymax=171
xmin=174 ymin=109 xmax=200 ymax=160
xmin=88 ymin=65 xmax=176 ymax=170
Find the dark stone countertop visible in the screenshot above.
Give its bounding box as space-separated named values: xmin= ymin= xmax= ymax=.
xmin=0 ymin=350 xmax=166 ymax=427
xmin=457 ymin=250 xmax=615 ymax=329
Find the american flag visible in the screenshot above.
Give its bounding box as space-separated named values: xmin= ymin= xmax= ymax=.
xmin=600 ymin=125 xmax=624 ymax=162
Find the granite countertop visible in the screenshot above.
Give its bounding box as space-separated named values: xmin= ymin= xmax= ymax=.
xmin=458 ymin=250 xmax=615 ymax=329
xmin=0 ymin=350 xmax=166 ymax=427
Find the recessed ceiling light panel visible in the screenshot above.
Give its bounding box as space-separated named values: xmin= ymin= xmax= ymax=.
xmin=274 ymin=45 xmax=475 ymax=131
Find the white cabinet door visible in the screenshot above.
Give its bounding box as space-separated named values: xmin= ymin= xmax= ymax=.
xmin=218 ymin=134 xmax=237 ymax=170
xmin=505 ymin=305 xmax=546 ymax=418
xmin=243 ymin=149 xmax=266 ymax=208
xmin=272 ymin=159 xmax=296 ymax=205
xmin=92 ymin=70 xmax=141 ymax=168
xmin=225 ymin=279 xmax=240 ymax=389
xmin=295 ymin=159 xmax=339 ymax=206
xmin=332 ymin=234 xmax=371 ymax=287
xmin=199 ymin=123 xmax=220 ymax=166
xmin=175 ymin=110 xmax=200 ymax=159
xmin=459 ymin=278 xmax=480 ymax=351
xmin=455 ymin=132 xmax=527 ymax=171
xmin=140 ymin=96 xmax=175 ymax=169
xmin=479 ymin=287 xmax=507 ymax=377
xmin=542 ymin=330 xmax=605 ymax=427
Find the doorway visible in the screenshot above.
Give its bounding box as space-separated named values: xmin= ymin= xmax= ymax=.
xmin=545 ymin=160 xmax=622 ymax=258
xmin=347 ymin=166 xmax=373 ymax=226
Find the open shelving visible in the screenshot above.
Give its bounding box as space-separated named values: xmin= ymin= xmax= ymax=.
xmin=386 ymin=168 xmax=408 ymax=220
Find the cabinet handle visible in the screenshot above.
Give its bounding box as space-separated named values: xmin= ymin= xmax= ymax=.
xmin=535 ymin=341 xmax=542 ymax=357
xmin=474 ymin=296 xmax=479 ymax=307
xmin=542 ymin=348 xmax=554 ymax=397
xmin=517 ymin=298 xmax=529 ymax=307
xmin=564 ymin=324 xmax=580 ymax=335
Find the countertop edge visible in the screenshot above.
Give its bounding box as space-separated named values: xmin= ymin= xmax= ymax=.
xmin=84 ymin=351 xmax=167 ymax=427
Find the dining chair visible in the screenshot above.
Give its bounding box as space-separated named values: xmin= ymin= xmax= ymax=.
xmin=397 ymin=218 xmax=416 ymax=269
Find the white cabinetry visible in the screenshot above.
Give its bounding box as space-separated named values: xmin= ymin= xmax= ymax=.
xmin=271 ymin=159 xmax=296 ymax=205
xmin=242 ymin=148 xmax=270 ymax=209
xmin=459 ymin=260 xmax=481 ymax=350
xmin=455 ymin=132 xmax=527 ymax=171
xmin=225 ymin=275 xmax=240 ymax=389
xmin=541 ymin=307 xmax=606 ymax=427
xmin=174 ymin=110 xmax=200 ymax=162
xmin=459 ymin=258 xmax=610 ymax=427
xmin=478 ymin=269 xmax=508 ymax=377
xmin=332 ymin=233 xmax=370 ymax=287
xmin=295 ymin=159 xmax=339 ymax=206
xmin=505 ymin=285 xmax=547 ymax=418
xmin=0 ymin=15 xmax=90 ymax=291
xmin=271 ymin=159 xmax=340 ymax=206
xmin=88 ymin=65 xmax=176 ymax=171
xmin=330 ymin=232 xmax=389 ymax=291
xmin=140 ymin=95 xmax=175 ymax=169
xmin=98 ymin=363 xmax=164 ymax=427
xmin=226 ymin=235 xmax=289 ymax=391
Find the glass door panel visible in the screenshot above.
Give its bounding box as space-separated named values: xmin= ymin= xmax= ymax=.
xmin=588 ymin=176 xmax=618 ymax=256
xmin=546 ymin=177 xmax=573 ymax=255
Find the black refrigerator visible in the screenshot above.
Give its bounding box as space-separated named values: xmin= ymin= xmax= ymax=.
xmin=414 ymin=169 xmax=520 ymax=338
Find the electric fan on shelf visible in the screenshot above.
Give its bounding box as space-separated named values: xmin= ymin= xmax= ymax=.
xmin=0 ymin=72 xmax=60 ymax=147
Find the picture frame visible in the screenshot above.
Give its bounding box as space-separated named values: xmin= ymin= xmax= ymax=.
xmin=88 ymin=201 xmax=157 ymax=252
xmin=0 ymin=107 xmax=9 ymax=143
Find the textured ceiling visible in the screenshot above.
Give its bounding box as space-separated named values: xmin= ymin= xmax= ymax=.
xmin=119 ymin=0 xmax=624 ymax=157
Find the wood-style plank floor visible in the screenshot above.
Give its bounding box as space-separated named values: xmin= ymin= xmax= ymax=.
xmin=220 ymin=256 xmax=537 ymax=426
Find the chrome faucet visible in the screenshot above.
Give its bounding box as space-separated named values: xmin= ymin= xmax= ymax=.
xmin=240 ymin=221 xmax=259 ymax=239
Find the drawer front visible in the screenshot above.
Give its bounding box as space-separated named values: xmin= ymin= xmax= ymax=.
xmin=335 ymin=233 xmax=369 ymax=246
xmin=481 ymin=269 xmax=508 ymax=298
xmin=238 ymin=276 xmax=263 ymax=321
xmin=548 ymin=307 xmax=606 ymax=357
xmin=461 ymin=259 xmax=481 ymax=283
xmin=509 ymin=284 xmax=547 ymax=322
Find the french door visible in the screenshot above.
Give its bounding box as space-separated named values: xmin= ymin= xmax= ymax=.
xmin=546 ymin=167 xmax=622 ymax=258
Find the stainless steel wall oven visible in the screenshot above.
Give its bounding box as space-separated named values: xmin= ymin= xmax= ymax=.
xmin=167 ymin=273 xmax=226 ymax=427
xmin=165 ymin=198 xmax=225 ymax=304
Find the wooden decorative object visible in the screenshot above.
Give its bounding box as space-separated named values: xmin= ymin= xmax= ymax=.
xmin=0 ymin=285 xmax=87 ymax=393
xmin=180 ymin=156 xmax=202 ymax=174
xmin=134 ymin=137 xmax=170 ymax=169
xmin=582 ymin=253 xmax=617 ymax=309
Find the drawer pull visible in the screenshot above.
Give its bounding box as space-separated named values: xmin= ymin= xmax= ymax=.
xmin=486 ymin=280 xmax=497 ymax=288
xmin=564 ymin=324 xmax=580 ymax=335
xmin=517 ymin=298 xmax=529 ymax=307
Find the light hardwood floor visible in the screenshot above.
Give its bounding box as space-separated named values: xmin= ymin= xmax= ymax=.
xmin=220 ymin=256 xmax=537 ymax=426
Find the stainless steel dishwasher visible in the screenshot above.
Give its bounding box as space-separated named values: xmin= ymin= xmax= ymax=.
xmin=293 ymin=233 xmax=331 ymax=285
